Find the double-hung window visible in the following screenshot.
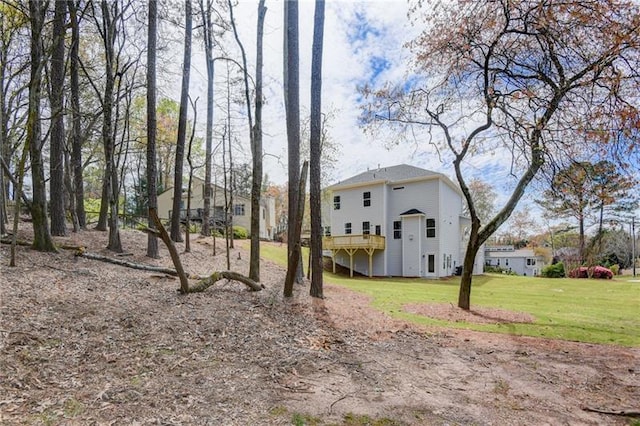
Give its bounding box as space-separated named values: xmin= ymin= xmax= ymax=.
xmin=362 ymin=221 xmax=370 ymax=235
xmin=234 ymin=204 xmax=245 ymax=216
xmin=345 ymin=222 xmax=352 ymax=234
xmin=393 ymin=221 xmax=401 ymax=239
xmin=333 ymin=195 xmax=341 ymax=210
xmin=363 ymin=191 xmax=371 ymax=207
xmin=426 ymin=218 xmax=436 ymax=238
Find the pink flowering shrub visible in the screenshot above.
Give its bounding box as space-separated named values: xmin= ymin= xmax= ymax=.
xmin=568 ymin=266 xmax=589 ymax=278
xmin=568 ymin=265 xmax=613 ymax=279
xmin=590 ymin=265 xmax=613 ymax=279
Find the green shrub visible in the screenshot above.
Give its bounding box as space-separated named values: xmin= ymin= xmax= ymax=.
xmin=541 ymin=262 xmax=565 ymax=278
xmin=484 ymin=265 xmax=517 ymax=275
xmin=232 ymin=226 xmax=248 ymax=239
xmin=610 ymin=264 xmax=620 ymax=275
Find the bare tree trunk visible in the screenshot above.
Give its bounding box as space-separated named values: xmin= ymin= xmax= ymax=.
xmin=199 ymin=0 xmax=215 ymax=237
xmin=226 ymin=72 xmax=234 ymax=251
xmin=27 ymin=0 xmax=56 ymax=253
xmin=284 ymin=161 xmax=308 ymax=296
xmin=9 ymin=143 xmax=30 ymax=265
xmin=222 ymin=124 xmax=231 ymax=270
xmin=68 ymin=0 xmax=86 ymax=229
xmin=309 ymin=0 xmax=325 ymax=298
xmin=252 ymin=0 xmax=267 ymax=281
xmin=185 ymin=96 xmax=199 ymax=253
xmin=170 ymin=0 xmax=192 ymax=243
xmin=150 ymin=208 xmax=189 ymax=292
xmin=227 ymin=0 xmax=265 ymax=281
xmin=64 ymin=148 xmax=79 ymax=232
xmin=283 ymin=0 xmax=301 ymax=295
xmin=50 ymin=0 xmax=67 ymax=237
xmin=100 ymin=0 xmax=122 ymax=253
xmin=146 ymin=0 xmax=159 ymax=257
xmin=458 ymin=218 xmax=481 ymax=310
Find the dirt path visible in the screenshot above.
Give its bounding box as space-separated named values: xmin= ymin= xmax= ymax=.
xmin=1 ymin=227 xmax=638 ymax=425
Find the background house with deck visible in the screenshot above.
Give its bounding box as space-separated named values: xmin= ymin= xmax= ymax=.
xmin=323 ymin=164 xmax=483 ymax=278
xmin=157 ymin=177 xmax=276 ymax=240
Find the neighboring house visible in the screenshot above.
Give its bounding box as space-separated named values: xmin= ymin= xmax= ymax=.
xmin=323 ymin=164 xmax=484 ymax=278
xmin=157 ymin=177 xmax=276 ymax=240
xmin=484 ymin=245 xmax=545 ymax=276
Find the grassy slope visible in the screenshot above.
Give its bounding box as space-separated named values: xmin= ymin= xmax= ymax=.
xmin=259 ymin=242 xmax=640 ymax=347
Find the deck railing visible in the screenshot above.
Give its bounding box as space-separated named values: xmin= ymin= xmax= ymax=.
xmin=323 ymin=234 xmax=385 ymax=250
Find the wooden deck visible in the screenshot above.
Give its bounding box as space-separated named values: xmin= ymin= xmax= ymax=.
xmin=323 ymin=235 xmax=385 ymax=277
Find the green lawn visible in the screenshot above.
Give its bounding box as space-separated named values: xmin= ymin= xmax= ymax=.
xmin=259 ymin=242 xmax=640 ymax=347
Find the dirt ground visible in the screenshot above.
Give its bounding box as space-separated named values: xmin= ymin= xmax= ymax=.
xmin=1 ymin=224 xmax=639 ymax=425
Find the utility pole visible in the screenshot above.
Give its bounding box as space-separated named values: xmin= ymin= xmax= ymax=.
xmin=633 ymin=216 xmax=636 ymax=277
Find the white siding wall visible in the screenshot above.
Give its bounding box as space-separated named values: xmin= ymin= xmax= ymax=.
xmin=330 ymin=183 xmax=386 ymax=276
xmin=438 ymin=181 xmax=463 ymax=276
xmin=386 ymin=180 xmax=440 ymax=277
xmin=330 ymin=183 xmax=385 ymax=237
xmin=328 ymin=175 xmax=478 ymax=278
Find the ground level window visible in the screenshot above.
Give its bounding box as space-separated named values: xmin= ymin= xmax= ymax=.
xmin=428 ymin=254 xmax=435 ymax=273
xmin=527 ymin=258 xmax=536 ymax=266
xmin=345 ymin=222 xmax=352 ymax=234
xmin=362 ymin=221 xmax=370 ymax=235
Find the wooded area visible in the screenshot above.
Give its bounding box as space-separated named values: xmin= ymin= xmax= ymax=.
xmin=0 ymin=0 xmax=326 ymax=298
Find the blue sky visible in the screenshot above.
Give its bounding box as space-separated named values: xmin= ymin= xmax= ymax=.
xmin=161 ymin=0 xmax=620 ymax=231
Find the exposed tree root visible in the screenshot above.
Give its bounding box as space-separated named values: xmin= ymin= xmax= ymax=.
xmin=582 ymin=406 xmax=640 ymax=417
xmin=189 ymin=271 xmax=265 ymax=292
xmin=76 ymin=250 xmax=183 ymax=277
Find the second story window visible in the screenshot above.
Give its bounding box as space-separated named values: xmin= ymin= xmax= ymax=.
xmin=363 ymin=191 xmax=371 ymax=207
xmin=333 ymin=195 xmax=341 ymax=210
xmin=345 ymin=222 xmax=352 ymax=234
xmin=393 ymin=221 xmax=401 ymax=239
xmin=234 ymin=204 xmax=245 ymax=216
xmin=362 ymin=221 xmax=370 ymax=235
xmin=426 ymin=218 xmax=436 ymax=238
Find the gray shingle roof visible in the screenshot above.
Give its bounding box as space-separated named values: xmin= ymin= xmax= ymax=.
xmin=400 ymin=208 xmax=425 ymax=215
xmin=331 ymin=164 xmax=440 ymax=187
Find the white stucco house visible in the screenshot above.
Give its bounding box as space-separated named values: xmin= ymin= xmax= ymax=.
xmin=485 ymin=245 xmax=545 ymax=276
xmin=157 ymin=177 xmax=276 ymax=240
xmin=323 ymin=164 xmax=484 ymax=278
